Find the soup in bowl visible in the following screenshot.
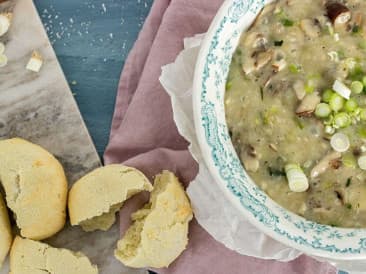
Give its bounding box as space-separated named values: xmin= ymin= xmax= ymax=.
xmin=193 ymin=0 xmax=366 ymax=261
xmin=226 ymin=0 xmax=366 ymax=228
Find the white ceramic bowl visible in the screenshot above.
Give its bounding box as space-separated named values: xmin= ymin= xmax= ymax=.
xmin=193 ymin=0 xmax=366 ymax=260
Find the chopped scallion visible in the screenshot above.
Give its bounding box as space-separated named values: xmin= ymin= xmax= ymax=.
xmin=315 ymin=103 xmax=331 ymax=118
xmin=344 ymin=99 xmax=358 ymax=112
xmin=333 ymin=80 xmax=351 ymax=100
xmin=358 ymin=127 xmax=366 ymax=138
xmin=342 ymin=154 xmax=357 ymax=168
xmin=285 ymin=164 xmax=309 ymax=192
xmin=289 ymin=64 xmax=299 ymax=73
xmin=330 ymin=132 xmax=350 ymax=152
xmin=333 ymin=112 xmax=351 ymax=128
xmin=322 ymin=89 xmax=334 ymax=103
xmin=226 ymin=81 xmax=233 ymax=91
xmin=305 ymin=84 xmax=314 ymax=94
xmin=360 ymin=109 xmax=366 ymax=121
xmin=325 ymin=125 xmax=335 ymax=135
xmin=351 ymin=81 xmax=363 ymax=94
xmin=329 ymin=93 xmax=345 ymax=112
xmin=350 ymin=65 xmax=364 ymax=81
xmin=281 ymin=18 xmax=294 ymax=27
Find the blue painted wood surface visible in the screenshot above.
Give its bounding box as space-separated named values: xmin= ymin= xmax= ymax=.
xmin=33 ymin=0 xmax=153 ymax=158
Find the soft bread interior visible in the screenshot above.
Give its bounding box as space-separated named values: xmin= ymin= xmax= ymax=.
xmin=68 ymin=165 xmax=153 ymax=232
xmin=114 ymin=171 xmax=193 ymax=268
xmin=79 ymin=203 xmax=122 ymax=232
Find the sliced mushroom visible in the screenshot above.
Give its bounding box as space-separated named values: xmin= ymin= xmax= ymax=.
xmin=246 ymin=145 xmax=257 ymax=157
xmin=315 ymin=15 xmax=330 ymax=28
xmin=243 ymin=158 xmax=260 ymax=172
xmin=269 ymin=143 xmax=278 ymax=152
xmin=300 ymin=19 xmax=321 ymax=38
xmin=248 ymin=2 xmax=276 ymax=30
xmin=254 ymin=50 xmax=273 ymax=70
xmin=293 ymin=80 xmax=306 ymax=100
xmin=240 ymin=145 xmax=260 ymax=172
xmin=264 ymin=79 xmax=290 ymax=95
xmin=242 ymin=58 xmax=256 ymax=75
xmin=265 ymin=79 xmax=291 ymax=95
xmin=263 ymin=75 xmax=273 ymax=88
xmin=310 ymin=151 xmax=342 ymax=178
xmin=242 ymin=50 xmax=273 ymax=75
xmin=272 ymin=59 xmax=287 ymax=72
xmin=296 ymin=92 xmax=321 ymax=117
xmin=325 ymin=1 xmax=351 ymax=25
xmin=329 ymin=158 xmax=342 ymax=169
xmin=243 ymin=32 xmax=268 ymax=50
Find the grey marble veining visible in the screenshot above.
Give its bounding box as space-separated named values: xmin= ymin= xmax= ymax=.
xmin=0 ymin=1 xmax=146 ymax=274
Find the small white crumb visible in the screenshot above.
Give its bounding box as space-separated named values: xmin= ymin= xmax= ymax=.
xmin=26 ymin=51 xmax=43 ymax=72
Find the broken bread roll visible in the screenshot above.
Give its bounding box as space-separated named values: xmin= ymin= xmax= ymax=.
xmin=9 ymin=236 xmax=98 ymax=274
xmin=68 ymin=165 xmax=153 ymax=232
xmin=0 ymin=193 xmax=12 ymax=268
xmin=115 ymin=170 xmax=193 ymax=268
xmin=0 ymin=138 xmax=67 ymax=240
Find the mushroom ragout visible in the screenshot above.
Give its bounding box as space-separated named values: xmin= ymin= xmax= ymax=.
xmin=225 ymin=0 xmax=366 ymax=227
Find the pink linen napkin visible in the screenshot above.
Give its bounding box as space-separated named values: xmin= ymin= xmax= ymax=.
xmin=104 ymin=0 xmax=336 ymax=273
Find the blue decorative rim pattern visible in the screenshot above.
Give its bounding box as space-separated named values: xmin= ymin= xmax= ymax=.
xmin=193 ymin=0 xmax=366 ymax=259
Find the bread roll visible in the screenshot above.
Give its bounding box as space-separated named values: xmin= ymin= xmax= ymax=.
xmin=115 ymin=170 xmax=193 ymax=268
xmin=0 ymin=193 xmax=12 ymax=268
xmin=68 ymin=165 xmax=153 ymax=232
xmin=0 ymin=138 xmax=67 ymax=240
xmin=9 ymin=236 xmax=98 ymax=274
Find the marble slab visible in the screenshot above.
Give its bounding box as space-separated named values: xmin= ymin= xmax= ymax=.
xmin=0 ymin=1 xmax=146 ymax=274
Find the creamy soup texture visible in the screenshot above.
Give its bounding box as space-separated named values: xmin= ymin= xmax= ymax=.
xmin=225 ymin=0 xmax=366 ymax=227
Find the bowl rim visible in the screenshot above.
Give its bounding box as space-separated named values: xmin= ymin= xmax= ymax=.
xmin=192 ymin=0 xmax=366 ymax=260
